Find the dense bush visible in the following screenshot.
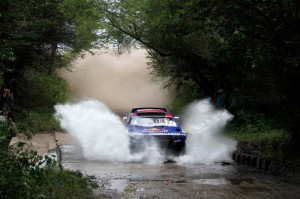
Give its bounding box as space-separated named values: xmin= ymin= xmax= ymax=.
xmin=0 ymin=68 xmax=98 ymax=198
xmin=12 ymin=69 xmax=72 ymax=132
xmin=16 ymin=69 xmax=72 ymax=109
xmin=0 ymin=121 xmax=18 ymax=149
xmin=0 ymin=121 xmax=98 ymax=199
xmin=0 ymin=148 xmax=98 ymax=199
xmin=167 ymin=84 xmax=204 ymax=114
xmin=14 ymin=108 xmax=61 ymax=133
xmin=226 ymin=111 xmax=292 ymax=157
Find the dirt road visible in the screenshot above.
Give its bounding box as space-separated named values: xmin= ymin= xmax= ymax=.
xmin=11 ymin=132 xmax=299 ymax=198
xmin=57 ymin=133 xmax=300 ymax=199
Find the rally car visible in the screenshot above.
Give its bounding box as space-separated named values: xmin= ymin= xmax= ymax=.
xmin=123 ymin=108 xmax=186 ymax=155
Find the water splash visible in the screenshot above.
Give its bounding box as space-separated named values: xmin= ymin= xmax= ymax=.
xmin=54 ymin=99 xmax=164 ymax=163
xmin=54 ymin=99 xmax=236 ymax=164
xmin=177 ymin=99 xmax=237 ymax=164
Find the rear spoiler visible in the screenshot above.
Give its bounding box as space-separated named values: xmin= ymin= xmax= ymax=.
xmin=137 ymin=112 xmax=166 ymax=116
xmin=131 ymin=107 xmax=167 ymax=113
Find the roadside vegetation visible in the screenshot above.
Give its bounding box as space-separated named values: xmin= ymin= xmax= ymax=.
xmin=14 ymin=70 xmax=73 ymax=133
xmin=0 ymin=0 xmax=100 ymax=198
xmin=225 ymin=111 xmax=292 ymax=156
xmin=0 ymin=119 xmax=98 ymax=199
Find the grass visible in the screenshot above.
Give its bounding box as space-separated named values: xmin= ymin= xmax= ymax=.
xmin=226 ymin=128 xmax=291 ymax=150
xmin=226 ymin=124 xmax=300 ymax=173
xmin=226 ymin=128 xmax=291 ymax=157
xmin=14 ymin=107 xmax=60 ymax=133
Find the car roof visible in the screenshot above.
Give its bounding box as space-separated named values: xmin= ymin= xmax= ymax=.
xmin=131 ymin=107 xmax=168 ymax=113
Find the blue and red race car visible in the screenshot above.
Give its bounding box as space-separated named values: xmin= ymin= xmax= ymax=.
xmin=123 ymin=108 xmax=186 ymax=155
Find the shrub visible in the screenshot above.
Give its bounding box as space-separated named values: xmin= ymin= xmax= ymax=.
xmin=0 ymin=148 xmax=98 ymax=199
xmin=13 ymin=69 xmax=73 ymax=132
xmin=15 ymin=108 xmax=60 ymax=133
xmin=16 ymin=69 xmax=72 ymax=109
xmin=0 ymin=121 xmax=18 ymax=149
xmin=226 ymin=111 xmax=292 ymax=157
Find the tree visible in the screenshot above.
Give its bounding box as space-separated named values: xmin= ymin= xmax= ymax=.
xmin=97 ymin=0 xmax=223 ymax=96
xmin=0 ymin=0 xmax=101 ymax=73
xmin=97 ymin=0 xmax=300 ymax=132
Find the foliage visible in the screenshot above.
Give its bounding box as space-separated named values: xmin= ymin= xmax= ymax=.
xmin=0 ymin=1 xmax=102 ymax=198
xmin=226 ymin=111 xmax=292 ymax=157
xmin=0 ymin=112 xmax=97 ymax=199
xmin=229 ymin=110 xmax=289 ymax=130
xmin=97 ymin=0 xmax=300 ymax=126
xmin=16 ymin=69 xmax=72 ymax=109
xmin=0 ymin=120 xmax=97 ymax=199
xmin=0 ymin=121 xmax=18 ymax=149
xmin=4 ymin=67 xmax=74 ymax=133
xmin=0 ymin=147 xmax=98 ymax=199
xmin=97 ymin=0 xmax=225 ymax=93
xmin=11 ymin=69 xmax=72 ymax=132
xmin=167 ymin=83 xmax=204 ymax=115
xmin=0 ymin=0 xmax=101 ymax=73
xmin=227 ymin=129 xmax=291 ymax=153
xmin=40 ymin=169 xmax=98 ymax=199
xmin=0 ymin=0 xmax=99 ymax=129
xmin=15 ymin=108 xmax=61 ymax=133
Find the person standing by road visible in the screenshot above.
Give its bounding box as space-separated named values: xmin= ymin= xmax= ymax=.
xmin=1 ymin=85 xmax=11 ymax=119
xmin=7 ymin=76 xmax=17 ymax=109
xmin=215 ymin=89 xmax=226 ymax=109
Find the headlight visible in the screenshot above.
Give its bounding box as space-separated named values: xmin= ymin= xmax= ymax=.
xmin=182 ymin=129 xmax=187 ymax=134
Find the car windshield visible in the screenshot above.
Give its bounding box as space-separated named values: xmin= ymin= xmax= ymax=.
xmin=130 ymin=117 xmax=177 ymax=127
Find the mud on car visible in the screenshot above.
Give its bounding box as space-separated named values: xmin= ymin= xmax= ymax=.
xmin=123 ymin=108 xmax=187 ymax=155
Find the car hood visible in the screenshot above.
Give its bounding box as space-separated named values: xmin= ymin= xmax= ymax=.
xmin=127 ymin=125 xmax=184 ymax=135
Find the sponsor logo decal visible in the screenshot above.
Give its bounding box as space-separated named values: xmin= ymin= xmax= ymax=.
xmin=141 ymin=128 xmax=169 ymax=133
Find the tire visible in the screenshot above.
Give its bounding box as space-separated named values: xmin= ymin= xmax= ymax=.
xmin=176 ymin=141 xmax=186 ymax=155
xmin=166 ymin=141 xmax=186 ymax=156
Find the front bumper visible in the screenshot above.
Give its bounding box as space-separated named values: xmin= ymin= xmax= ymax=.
xmin=129 ymin=134 xmax=186 ymax=154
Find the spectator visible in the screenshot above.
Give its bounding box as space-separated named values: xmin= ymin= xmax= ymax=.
xmin=215 ymin=89 xmax=226 ymax=109
xmin=7 ymin=76 xmax=17 ymax=109
xmin=1 ymin=85 xmax=11 ymax=119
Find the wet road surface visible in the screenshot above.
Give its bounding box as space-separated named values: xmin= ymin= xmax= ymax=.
xmin=59 ymin=144 xmax=300 ymax=199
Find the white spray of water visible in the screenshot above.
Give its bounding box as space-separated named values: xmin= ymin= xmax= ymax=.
xmin=54 ymin=99 xmax=164 ymax=163
xmin=177 ymin=99 xmax=237 ymax=164
xmin=54 ymin=99 xmax=236 ymax=164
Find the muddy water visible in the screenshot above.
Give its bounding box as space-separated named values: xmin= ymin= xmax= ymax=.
xmin=55 ymin=100 xmax=300 ymax=198
xmin=59 ymin=144 xmax=300 ymax=199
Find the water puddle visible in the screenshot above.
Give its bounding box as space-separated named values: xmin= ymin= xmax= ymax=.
xmin=105 ymin=178 xmax=255 ymax=192
xmin=105 ymin=179 xmax=130 ymax=192
xmin=190 ymin=178 xmax=254 ymax=185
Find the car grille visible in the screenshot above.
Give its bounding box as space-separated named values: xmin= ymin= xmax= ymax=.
xmin=130 ymin=134 xmax=185 ymax=143
xmin=153 ymin=135 xmax=185 ymax=141
xmin=152 ymin=135 xmax=172 ymax=141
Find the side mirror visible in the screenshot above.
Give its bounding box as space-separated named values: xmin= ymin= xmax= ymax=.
xmin=123 ymin=116 xmax=127 ymax=121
